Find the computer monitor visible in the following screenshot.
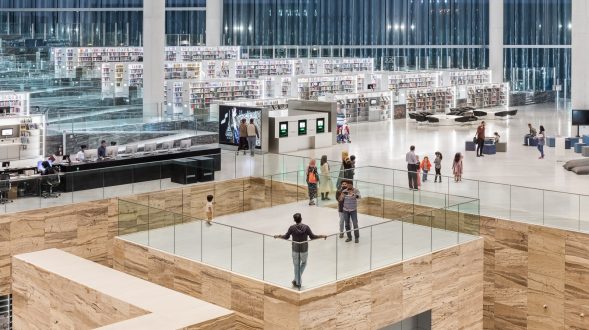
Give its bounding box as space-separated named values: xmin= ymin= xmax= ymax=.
xmin=1 ymin=128 xmax=13 ymax=137
xmin=144 ymin=143 xmax=157 ymax=153
xmin=1 ymin=161 xmax=9 ymax=168
xmin=84 ymin=149 xmax=98 ymax=160
xmin=161 ymin=141 xmax=174 ymax=151
xmin=179 ymin=139 xmax=191 ymax=149
xmin=125 ymin=145 xmax=138 ymax=154
xmin=106 ymin=146 xmax=118 ymax=158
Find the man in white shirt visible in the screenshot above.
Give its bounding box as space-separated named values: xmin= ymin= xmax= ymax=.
xmin=405 ymin=145 xmax=418 ymax=190
xmin=76 ymin=145 xmax=87 ymax=161
xmin=246 ymin=119 xmax=259 ymax=157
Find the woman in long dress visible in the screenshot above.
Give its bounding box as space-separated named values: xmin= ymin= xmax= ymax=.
xmin=319 ymin=155 xmax=333 ymax=200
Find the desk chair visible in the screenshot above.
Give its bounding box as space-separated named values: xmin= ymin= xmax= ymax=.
xmin=0 ymin=173 xmax=12 ymax=204
xmin=41 ymin=173 xmax=61 ymax=198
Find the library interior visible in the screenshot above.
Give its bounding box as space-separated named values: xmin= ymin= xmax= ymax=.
xmin=0 ymin=1 xmax=587 ymax=330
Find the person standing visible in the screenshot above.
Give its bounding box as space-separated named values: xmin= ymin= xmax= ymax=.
xmin=246 ymin=118 xmax=259 ymax=156
xmin=452 ymin=152 xmax=463 ymax=182
xmin=319 ymin=155 xmax=333 ymax=201
xmin=236 ymin=118 xmax=248 ymax=155
xmin=476 ymin=121 xmax=486 ymax=157
xmin=336 ymin=182 xmax=346 ymax=238
xmin=421 ymin=156 xmax=432 ymax=182
xmin=537 ymin=125 xmax=546 ymax=159
xmin=339 ymin=180 xmax=361 ymax=243
xmin=434 ymin=152 xmax=443 ymax=183
xmin=274 ymin=213 xmax=326 ymax=289
xmin=306 ymin=159 xmax=320 ymax=205
xmin=405 ymin=146 xmax=418 ymax=190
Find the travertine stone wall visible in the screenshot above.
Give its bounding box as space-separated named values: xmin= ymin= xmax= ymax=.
xmin=480 ymin=216 xmax=589 ymax=330
xmin=113 ymin=237 xmax=484 ymax=330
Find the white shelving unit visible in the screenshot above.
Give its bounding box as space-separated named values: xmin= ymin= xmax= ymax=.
xmin=404 ymin=87 xmax=456 ymax=113
xmin=386 ymin=71 xmax=442 ymax=91
xmin=444 ymin=70 xmax=492 ymax=86
xmin=293 ymin=74 xmax=360 ymax=100
xmin=466 ymin=83 xmax=509 ymax=109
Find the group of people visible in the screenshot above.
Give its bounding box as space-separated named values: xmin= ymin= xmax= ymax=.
xmin=405 ymin=146 xmax=448 ymax=188
xmin=275 ymin=152 xmax=360 ymax=288
xmin=236 ymin=118 xmax=260 ymax=156
xmin=75 ymin=140 xmax=117 ymax=161
xmin=525 ymin=123 xmax=546 ymax=159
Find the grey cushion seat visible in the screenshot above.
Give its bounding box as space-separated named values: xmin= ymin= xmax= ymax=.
xmin=563 ymin=158 xmax=589 ymax=171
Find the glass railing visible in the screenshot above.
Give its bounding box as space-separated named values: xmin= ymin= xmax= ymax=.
xmin=117 ymin=171 xmax=479 ymax=291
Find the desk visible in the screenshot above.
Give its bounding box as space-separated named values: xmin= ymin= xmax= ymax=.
xmin=56 ymin=146 xmax=221 ymax=192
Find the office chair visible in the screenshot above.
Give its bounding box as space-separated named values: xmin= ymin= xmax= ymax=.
xmin=0 ymin=173 xmax=12 ymax=204
xmin=42 ymin=173 xmax=61 ymax=198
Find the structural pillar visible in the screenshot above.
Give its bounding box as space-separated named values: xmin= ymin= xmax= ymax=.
xmin=572 ymin=0 xmax=589 ymax=109
xmin=143 ymin=0 xmax=166 ymax=120
xmin=489 ymin=0 xmax=504 ymax=83
xmin=206 ymin=0 xmax=223 ymax=46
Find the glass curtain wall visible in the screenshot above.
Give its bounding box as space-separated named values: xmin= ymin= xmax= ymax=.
xmin=223 ymin=0 xmax=489 ymax=70
xmin=504 ymin=0 xmax=571 ymax=94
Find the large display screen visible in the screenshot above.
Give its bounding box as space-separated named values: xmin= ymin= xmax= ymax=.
xmin=219 ymin=105 xmax=262 ymax=148
xmin=572 ymin=110 xmax=589 ymax=126
xmin=298 ymin=120 xmax=307 ymax=136
xmin=316 ymin=118 xmax=325 ymax=133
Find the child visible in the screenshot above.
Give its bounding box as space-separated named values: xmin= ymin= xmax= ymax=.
xmin=415 ymin=155 xmax=421 ymax=189
xmin=421 ymin=156 xmax=432 ymax=182
xmin=205 ymin=195 xmax=214 ymax=225
xmin=452 ymin=153 xmax=463 ymax=182
xmin=434 ymin=152 xmax=443 ymax=183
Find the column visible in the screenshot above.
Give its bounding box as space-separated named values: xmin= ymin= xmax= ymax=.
xmin=489 ymin=0 xmax=504 ymax=83
xmin=143 ymin=0 xmax=166 ymax=120
xmin=206 ymin=0 xmax=223 ymax=46
xmin=572 ymin=0 xmax=589 ymax=109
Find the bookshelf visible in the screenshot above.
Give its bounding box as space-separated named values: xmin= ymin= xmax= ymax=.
xmin=183 ymin=79 xmax=266 ymax=113
xmin=295 ymin=75 xmax=359 ymax=100
xmin=387 ymin=72 xmax=441 ymax=91
xmin=466 ymin=83 xmax=509 ymax=109
xmin=335 ymin=92 xmax=392 ymax=123
xmin=405 ymin=87 xmax=455 ymax=113
xmin=447 ymin=70 xmax=492 ymax=86
xmin=0 ymin=92 xmax=30 ymax=116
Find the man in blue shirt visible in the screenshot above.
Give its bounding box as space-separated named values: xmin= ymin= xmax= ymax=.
xmin=97 ymin=140 xmax=107 ymax=158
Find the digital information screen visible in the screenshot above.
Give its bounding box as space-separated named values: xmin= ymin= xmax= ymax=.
xmin=279 ymin=121 xmax=288 ymax=137
xmin=316 ymin=118 xmax=325 ymax=133
xmin=298 ymin=120 xmax=307 ymax=136
xmin=219 ymin=105 xmax=262 ymax=148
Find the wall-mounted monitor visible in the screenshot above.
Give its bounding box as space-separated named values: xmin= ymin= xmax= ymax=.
xmin=279 ymin=122 xmax=288 ymax=138
xmin=572 ymin=110 xmax=589 ymax=125
xmin=316 ymin=118 xmax=325 ymax=133
xmin=219 ymin=105 xmax=262 ymax=149
xmin=298 ymin=120 xmax=307 ymax=136
xmin=370 ymin=99 xmax=377 ymax=106
xmin=1 ymin=128 xmax=13 ymax=137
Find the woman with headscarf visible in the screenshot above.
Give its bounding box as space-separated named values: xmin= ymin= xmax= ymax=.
xmin=306 ymin=159 xmax=320 ymax=205
xmin=319 ymin=155 xmax=333 ymax=200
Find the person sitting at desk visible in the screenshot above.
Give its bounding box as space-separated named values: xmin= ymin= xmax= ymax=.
xmin=76 ymin=145 xmax=87 ymax=161
xmin=41 ymin=161 xmax=55 ymax=175
xmin=98 ymin=140 xmax=107 ymax=158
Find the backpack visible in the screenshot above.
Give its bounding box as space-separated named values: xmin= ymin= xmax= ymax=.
xmin=308 ymin=169 xmax=318 ymax=183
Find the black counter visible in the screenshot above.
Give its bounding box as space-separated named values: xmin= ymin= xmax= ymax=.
xmin=55 ymin=146 xmax=221 ymax=192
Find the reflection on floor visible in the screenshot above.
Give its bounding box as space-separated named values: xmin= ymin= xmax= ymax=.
xmin=122 ymin=201 xmax=477 ymax=290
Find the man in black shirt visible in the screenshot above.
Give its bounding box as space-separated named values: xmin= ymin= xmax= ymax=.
xmin=274 ymin=213 xmax=326 ymax=289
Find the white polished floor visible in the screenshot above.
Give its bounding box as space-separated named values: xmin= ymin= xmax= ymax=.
xmin=122 ymin=201 xmax=477 ymax=290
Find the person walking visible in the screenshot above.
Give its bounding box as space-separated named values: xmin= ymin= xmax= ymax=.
xmin=537 ymin=125 xmax=546 ymax=159
xmin=246 ymin=118 xmax=259 ymax=156
xmin=339 ymin=179 xmax=361 ymax=243
xmin=274 ymin=213 xmax=326 ymax=289
xmin=452 ymin=152 xmax=463 ymax=182
xmin=421 ymin=156 xmax=432 ymax=182
xmin=236 ymin=118 xmax=248 ymax=155
xmin=319 ymin=155 xmax=333 ymax=201
xmin=405 ymin=146 xmax=419 ymax=190
xmin=434 ymin=152 xmax=443 ymax=183
xmin=306 ymin=159 xmax=320 ymax=205
xmin=476 ymin=121 xmax=486 ymax=157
